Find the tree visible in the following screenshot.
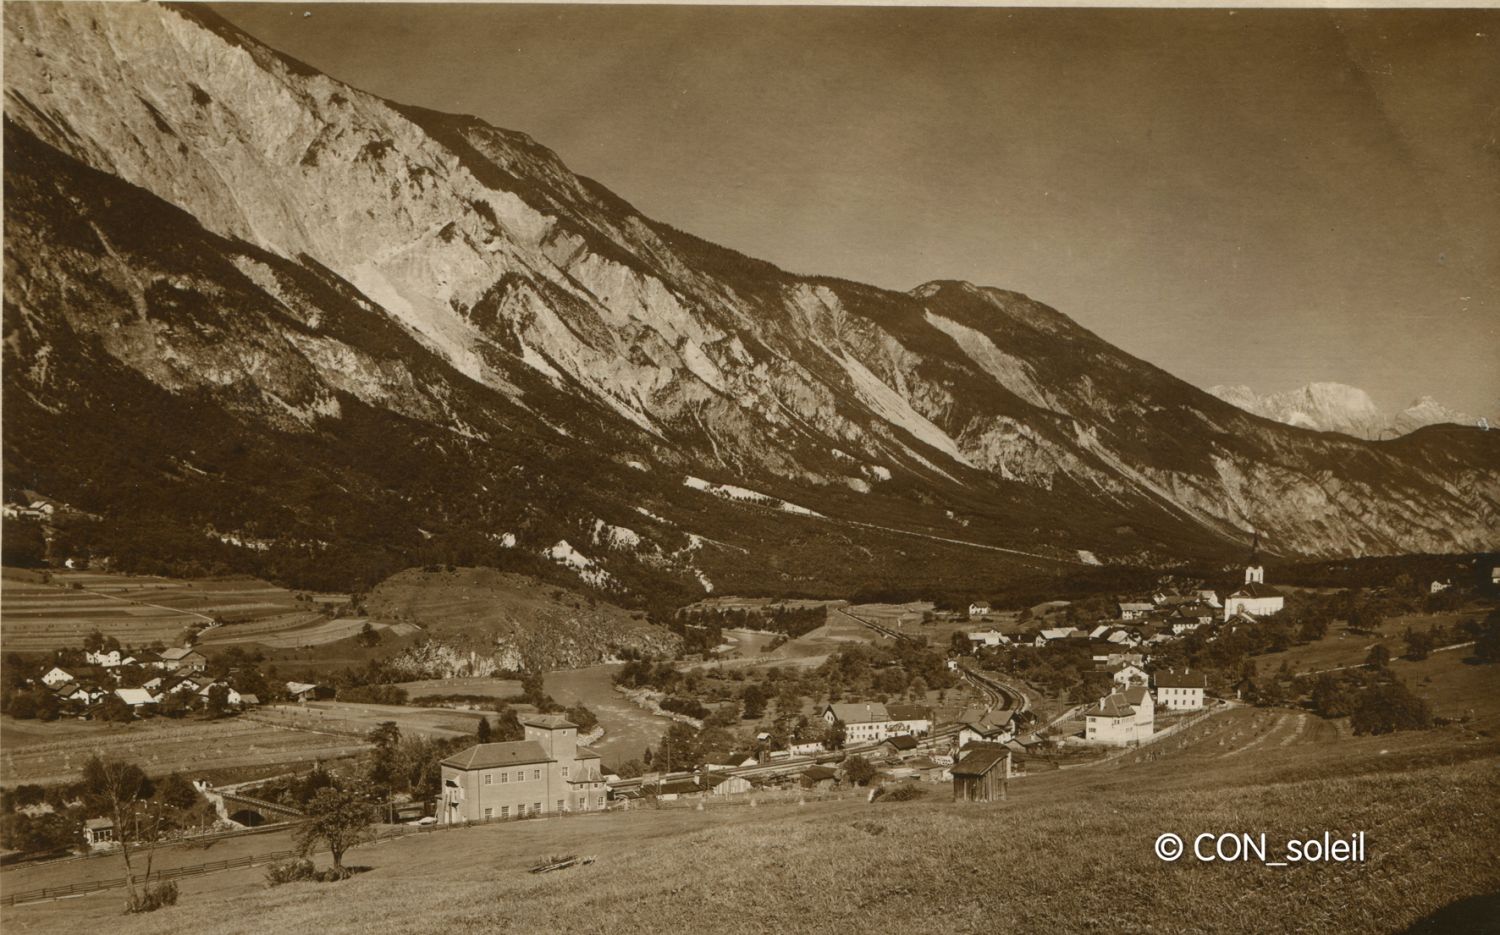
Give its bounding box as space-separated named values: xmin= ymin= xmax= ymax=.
xmin=843 ymin=755 xmax=877 ymax=787
xmin=355 ymin=623 xmax=381 ymax=648
xmin=1310 ymin=674 xmax=1358 ymax=719
xmin=1351 ymin=681 xmax=1433 ymax=736
xmin=82 ymin=755 xmax=155 ymax=905
xmin=949 ymin=631 xmax=971 ymax=656
xmin=204 ymin=684 xmax=232 ymax=719
xmin=154 ymin=772 xmax=201 ymax=810
xmin=824 ymin=718 xmax=846 ymax=751
xmin=1403 ymin=628 xmax=1434 ymax=661
xmin=100 ymin=693 xmax=134 ymax=723
xmin=1475 ymin=614 xmax=1500 ymax=664
xmin=1365 ymin=644 xmax=1391 ymax=669
xmin=475 ymin=716 xmax=492 ymax=743
xmin=565 ymin=703 xmax=599 ymax=732
xmin=741 ymin=683 xmax=769 ymax=720
xmin=365 ymin=721 xmax=401 ymax=791
xmin=294 ymin=787 xmax=373 ymax=878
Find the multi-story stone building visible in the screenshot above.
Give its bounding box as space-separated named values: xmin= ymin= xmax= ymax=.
xmin=438 ymin=714 xmax=607 ymax=824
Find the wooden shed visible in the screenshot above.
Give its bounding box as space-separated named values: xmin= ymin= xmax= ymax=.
xmin=951 ymin=746 xmax=1011 ymax=803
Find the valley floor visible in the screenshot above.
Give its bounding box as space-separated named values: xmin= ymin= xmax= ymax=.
xmin=5 ymin=705 xmax=1497 ymax=935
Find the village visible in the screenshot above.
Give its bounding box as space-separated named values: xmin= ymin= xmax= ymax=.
xmin=6 ymin=540 xmax=1494 ymax=889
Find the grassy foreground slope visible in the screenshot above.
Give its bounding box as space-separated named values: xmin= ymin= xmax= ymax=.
xmin=13 ymin=746 xmax=1497 ymax=935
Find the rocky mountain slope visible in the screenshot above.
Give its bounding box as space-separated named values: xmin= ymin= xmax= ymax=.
xmin=4 ymin=2 xmax=1497 ymax=601
xmin=1208 ymin=382 xmax=1474 ymax=439
xmin=370 ymin=568 xmax=680 ymax=673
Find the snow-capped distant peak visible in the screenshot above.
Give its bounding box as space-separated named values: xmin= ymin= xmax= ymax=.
xmin=1207 ymin=381 xmax=1469 ymax=438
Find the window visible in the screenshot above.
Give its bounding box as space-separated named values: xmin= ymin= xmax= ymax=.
xmin=557 ymin=799 xmax=565 ymax=812
xmin=484 ymin=773 xmax=493 ymax=786
xmin=562 ymin=766 xmax=569 ymax=778
xmin=534 ymin=802 xmax=542 ymax=813
xmin=532 ymin=769 xmax=541 ymax=781
xmin=597 ymin=795 xmax=605 ymax=807
xmin=501 ymin=806 xmax=509 ymax=818
xmin=517 ymin=804 xmax=525 ymax=817
xmin=501 ymin=771 xmax=509 ymax=783
xmin=484 ymin=807 xmax=493 ymax=819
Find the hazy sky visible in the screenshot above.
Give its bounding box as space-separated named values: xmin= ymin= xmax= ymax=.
xmin=212 ymin=4 xmax=1499 ymax=417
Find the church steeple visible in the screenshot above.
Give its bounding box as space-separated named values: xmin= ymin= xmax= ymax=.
xmin=1245 ymin=531 xmax=1265 ymax=585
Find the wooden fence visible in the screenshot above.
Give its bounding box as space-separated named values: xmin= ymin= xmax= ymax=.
xmin=1 ymin=849 xmax=298 ymax=907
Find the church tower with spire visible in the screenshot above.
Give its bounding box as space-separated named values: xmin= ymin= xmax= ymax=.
xmin=1244 ymin=531 xmax=1265 ymax=585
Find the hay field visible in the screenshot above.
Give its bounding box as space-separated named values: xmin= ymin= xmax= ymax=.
xmin=0 ymin=716 xmax=368 ymax=787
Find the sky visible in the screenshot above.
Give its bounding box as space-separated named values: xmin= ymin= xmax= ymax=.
xmin=212 ymin=4 xmax=1499 ymax=418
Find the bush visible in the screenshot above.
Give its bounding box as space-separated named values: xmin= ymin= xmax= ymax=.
xmin=1350 ymin=681 xmax=1434 ymax=736
xmin=125 ymin=880 xmax=178 ymax=913
xmin=873 ymin=783 xmax=927 ymax=802
xmin=265 ymin=857 xmax=317 ymax=886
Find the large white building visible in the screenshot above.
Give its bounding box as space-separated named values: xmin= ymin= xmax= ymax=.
xmin=1085 ymin=687 xmax=1154 ymax=745
xmin=823 ymin=703 xmax=931 ymax=744
xmin=438 ymin=715 xmax=607 ymax=823
xmin=1153 ymin=670 xmax=1207 ymax=710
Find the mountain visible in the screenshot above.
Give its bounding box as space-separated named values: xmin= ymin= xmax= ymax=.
xmin=1207 ymin=382 xmax=1474 ymax=439
xmin=4 ymin=2 xmax=1498 ymax=602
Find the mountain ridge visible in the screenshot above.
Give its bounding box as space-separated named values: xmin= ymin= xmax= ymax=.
xmin=4 ymin=1 xmax=1497 ymax=599
xmin=1207 ymin=382 xmax=1474 ymax=439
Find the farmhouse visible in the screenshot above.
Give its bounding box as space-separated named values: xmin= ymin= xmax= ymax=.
xmin=956 ymin=708 xmax=1015 ymax=749
xmin=1085 ymin=686 xmax=1154 ymax=746
xmin=1118 ymin=602 xmax=1153 ymax=621
xmin=114 ymin=688 xmax=157 ymax=709
xmin=285 ymin=681 xmax=323 ymax=702
xmin=85 ymin=649 xmax=123 ymax=667
xmin=968 ymin=601 xmax=991 ymax=617
xmin=951 ymin=746 xmax=1010 ymax=803
xmin=40 ymin=666 xmax=73 ymax=687
xmin=197 ymin=683 xmax=242 ymax=706
xmin=438 ymin=715 xmax=606 ymax=823
xmin=1154 ymin=670 xmax=1207 ymax=710
xmin=1110 ymin=663 xmax=1148 ymax=688
xmin=157 ymin=647 xmax=207 ymax=673
xmin=966 ymin=629 xmax=1008 ymax=648
xmin=823 ymin=703 xmax=930 ymax=744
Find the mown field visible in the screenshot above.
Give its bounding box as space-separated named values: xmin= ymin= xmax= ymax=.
xmin=0 ymin=568 xmax=349 ymax=653
xmin=0 ymin=716 xmax=368 ymax=787
xmin=5 ymin=703 xmax=1496 ymax=934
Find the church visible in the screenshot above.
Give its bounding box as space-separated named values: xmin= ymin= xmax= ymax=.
xmin=1222 ymin=539 xmax=1285 ymax=621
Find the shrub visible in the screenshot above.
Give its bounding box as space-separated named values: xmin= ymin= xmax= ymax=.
xmin=265 ymin=857 xmax=317 ymax=886
xmin=873 ymin=783 xmax=927 ymax=803
xmin=124 ymin=880 xmax=178 ymax=913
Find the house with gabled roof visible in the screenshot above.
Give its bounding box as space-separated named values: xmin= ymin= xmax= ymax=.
xmin=157 ymin=647 xmax=207 ymax=673
xmin=1084 ymin=686 xmax=1154 ymax=745
xmin=41 ymin=666 xmax=75 ymax=687
xmin=438 ymin=714 xmax=606 ymax=823
xmin=823 ymin=702 xmax=928 ymax=744
xmin=1154 ymin=669 xmax=1207 ymax=710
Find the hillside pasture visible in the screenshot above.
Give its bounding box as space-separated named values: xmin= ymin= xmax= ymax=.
xmin=6 ymin=732 xmax=1496 ymax=934
xmin=0 ymin=568 xmax=325 ymax=652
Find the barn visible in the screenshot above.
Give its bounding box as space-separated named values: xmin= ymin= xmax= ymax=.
xmin=951 ymin=746 xmax=1011 ymax=803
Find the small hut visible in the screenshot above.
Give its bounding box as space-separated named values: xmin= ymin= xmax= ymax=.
xmin=951 ymin=746 xmax=1010 ymax=803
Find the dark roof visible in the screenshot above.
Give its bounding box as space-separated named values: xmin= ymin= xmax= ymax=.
xmin=802 ymin=765 xmax=838 ymax=781
xmin=575 ymin=744 xmax=602 ymax=760
xmin=655 ymin=778 xmax=701 ymax=795
xmin=882 ymin=735 xmax=919 ymax=750
xmin=885 ymin=704 xmax=930 ymax=722
xmin=440 ymin=741 xmax=550 ymax=771
xmin=1154 ymin=671 xmax=1207 ymax=689
xmin=1229 ymin=583 xmax=1282 ymax=600
xmin=520 ymin=714 xmax=576 ymax=730
xmin=950 ymin=748 xmax=1009 ymax=778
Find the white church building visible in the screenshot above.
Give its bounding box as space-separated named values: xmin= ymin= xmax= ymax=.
xmin=1222 ymin=548 xmax=1285 ymax=621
